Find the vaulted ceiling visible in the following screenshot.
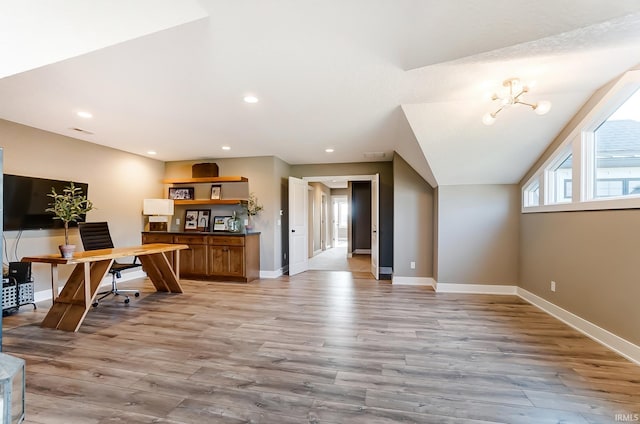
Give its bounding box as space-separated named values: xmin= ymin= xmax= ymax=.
xmin=1 ymin=0 xmax=640 ymax=186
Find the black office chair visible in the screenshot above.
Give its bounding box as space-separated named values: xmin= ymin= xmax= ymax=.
xmin=78 ymin=222 xmax=141 ymax=306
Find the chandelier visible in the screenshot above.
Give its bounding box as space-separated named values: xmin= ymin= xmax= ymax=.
xmin=482 ymin=78 xmax=551 ymax=125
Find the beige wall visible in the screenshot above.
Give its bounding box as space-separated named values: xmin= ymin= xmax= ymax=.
xmin=393 ymin=153 xmax=434 ymax=277
xmin=0 ymin=119 xmax=165 ymax=292
xmin=436 ymin=184 xmax=520 ymax=285
xmin=520 ymin=210 xmax=640 ymax=346
xmin=164 ymin=156 xmax=288 ymax=273
xmin=518 ymin=69 xmax=640 ymax=347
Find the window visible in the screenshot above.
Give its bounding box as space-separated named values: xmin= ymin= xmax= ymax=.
xmin=524 ymin=178 xmax=540 ymax=207
xmin=522 ymin=69 xmax=640 ymax=212
xmin=592 ymin=88 xmax=640 ymax=199
xmin=546 ymin=153 xmax=572 ymax=204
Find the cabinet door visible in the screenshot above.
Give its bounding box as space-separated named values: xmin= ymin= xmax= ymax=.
xmin=180 ymin=243 xmax=208 ymax=276
xmin=227 ymin=246 xmax=245 ymax=277
xmin=208 ymin=245 xmax=228 ymax=276
xmin=208 ymin=245 xmax=245 ymax=276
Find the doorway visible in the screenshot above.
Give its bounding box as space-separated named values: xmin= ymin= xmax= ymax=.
xmin=303 ymin=176 xmax=378 ymax=277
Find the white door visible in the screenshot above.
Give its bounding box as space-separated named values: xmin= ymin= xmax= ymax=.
xmin=371 ymin=174 xmax=380 ymax=279
xmin=289 ymin=176 xmax=309 ymax=275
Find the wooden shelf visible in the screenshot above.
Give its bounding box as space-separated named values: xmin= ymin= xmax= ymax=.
xmin=173 ymin=199 xmax=247 ymax=206
xmin=163 ymin=176 xmax=248 ymax=184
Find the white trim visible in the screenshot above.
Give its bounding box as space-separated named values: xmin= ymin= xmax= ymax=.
xmin=435 ymin=283 xmax=518 ymax=295
xmin=517 ymin=288 xmax=640 ymax=366
xmin=392 ymin=276 xmax=435 ymax=287
xmin=353 ymin=249 xmax=371 ymax=254
xmin=33 ymin=269 xmax=147 ymax=303
xmin=259 ymin=268 xmax=283 ymax=279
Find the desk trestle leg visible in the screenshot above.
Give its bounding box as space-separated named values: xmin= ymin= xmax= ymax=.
xmin=41 ymin=260 xmax=113 ymax=332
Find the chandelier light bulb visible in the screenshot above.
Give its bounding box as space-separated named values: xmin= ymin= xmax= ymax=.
xmin=482 ymin=113 xmax=496 ymax=126
xmin=534 ymin=100 xmax=552 ymax=115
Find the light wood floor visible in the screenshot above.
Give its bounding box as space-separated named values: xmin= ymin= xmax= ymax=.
xmin=3 ymin=272 xmax=640 ymax=423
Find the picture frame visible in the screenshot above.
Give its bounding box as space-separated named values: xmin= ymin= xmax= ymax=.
xmin=213 ymin=215 xmax=232 ymax=231
xmin=210 ymin=185 xmax=221 ymax=200
xmin=169 ymin=187 xmax=194 ymax=200
xmin=184 ymin=210 xmax=199 ymax=231
xmin=197 ymin=210 xmax=211 ymax=231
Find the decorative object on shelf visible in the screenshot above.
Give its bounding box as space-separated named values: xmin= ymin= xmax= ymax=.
xmin=46 ymin=182 xmax=94 ymax=258
xmin=184 ymin=210 xmax=199 ymax=231
xmin=482 ymin=78 xmax=551 ymax=126
xmin=244 ymin=192 xmax=263 ymax=230
xmin=197 ymin=210 xmax=211 ymax=231
xmin=210 ymin=184 xmax=221 ymax=200
xmin=228 ymin=211 xmax=241 ymax=233
xmin=143 ymin=199 xmax=174 ymax=232
xmin=213 ymin=215 xmax=232 ymax=231
xmin=168 ymin=187 xmax=194 ymax=200
xmin=192 ymin=162 xmax=219 ymax=178
xmin=0 ymin=351 xmax=26 ymax=424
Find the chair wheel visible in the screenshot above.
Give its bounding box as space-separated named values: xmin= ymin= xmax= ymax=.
xmin=134 ymin=292 xmax=140 ymax=297
xmin=124 ymin=298 xmax=130 ymax=304
xmin=92 ymin=302 xmax=98 ymax=307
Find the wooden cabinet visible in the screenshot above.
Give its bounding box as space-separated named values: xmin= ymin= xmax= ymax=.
xmin=174 ymin=235 xmax=208 ymax=276
xmin=141 ymin=232 xmax=260 ymax=282
xmin=208 ymin=236 xmax=245 ymax=277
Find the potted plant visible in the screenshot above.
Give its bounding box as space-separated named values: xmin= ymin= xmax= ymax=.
xmin=46 ymin=182 xmax=94 ymax=258
xmin=244 ymin=192 xmax=263 ymax=231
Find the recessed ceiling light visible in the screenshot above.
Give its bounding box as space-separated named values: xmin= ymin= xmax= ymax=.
xmin=325 ymin=148 xmax=335 ymax=153
xmin=243 ymin=95 xmax=259 ymax=104
xmin=76 ymin=111 xmax=93 ymax=119
xmin=147 ymin=151 xmax=157 ymax=155
xmin=222 ymin=146 xmax=231 ymax=151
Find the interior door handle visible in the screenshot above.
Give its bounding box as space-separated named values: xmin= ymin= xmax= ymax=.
xmin=291 ymin=229 xmax=296 ymax=232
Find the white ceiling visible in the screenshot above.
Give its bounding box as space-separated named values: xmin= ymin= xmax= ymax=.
xmin=1 ymin=1 xmax=640 ymax=186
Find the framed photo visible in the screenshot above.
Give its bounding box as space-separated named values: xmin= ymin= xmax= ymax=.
xmin=197 ymin=210 xmax=211 ymax=231
xmin=184 ymin=210 xmax=198 ymax=231
xmin=210 ymin=185 xmax=221 ymax=200
xmin=213 ymin=215 xmax=232 ymax=231
xmin=169 ymin=187 xmax=194 ymax=200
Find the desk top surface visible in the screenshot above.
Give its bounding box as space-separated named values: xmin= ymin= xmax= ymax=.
xmin=21 ymin=243 xmax=188 ymax=265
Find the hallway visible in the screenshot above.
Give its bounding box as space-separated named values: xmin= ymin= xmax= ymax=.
xmin=308 ymin=241 xmax=372 ymax=277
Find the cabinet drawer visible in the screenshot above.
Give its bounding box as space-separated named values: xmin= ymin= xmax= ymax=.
xmin=142 ymin=234 xmax=174 ymax=244
xmin=174 ymin=235 xmax=208 ymax=245
xmin=208 ymin=236 xmax=245 ymax=246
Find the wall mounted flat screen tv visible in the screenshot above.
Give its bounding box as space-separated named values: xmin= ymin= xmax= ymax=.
xmin=3 ymin=174 xmax=90 ymax=231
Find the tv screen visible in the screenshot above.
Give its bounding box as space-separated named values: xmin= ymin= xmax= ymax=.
xmin=3 ymin=174 xmax=90 ymax=231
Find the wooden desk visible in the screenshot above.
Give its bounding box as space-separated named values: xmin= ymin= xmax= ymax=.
xmin=21 ymin=243 xmax=188 ymax=332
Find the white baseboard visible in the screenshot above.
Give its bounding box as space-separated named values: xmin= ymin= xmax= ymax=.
xmin=260 ymin=268 xmax=283 ymax=279
xmin=33 ymin=269 xmax=147 ymax=303
xmin=435 ymin=282 xmax=517 ymax=295
xmin=392 ymin=276 xmax=435 ymax=287
xmin=353 ymin=249 xmax=371 ymax=254
xmin=517 ymin=288 xmax=640 ymax=366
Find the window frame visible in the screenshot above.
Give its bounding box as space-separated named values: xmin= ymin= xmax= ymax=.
xmin=522 ymin=69 xmax=640 ymax=213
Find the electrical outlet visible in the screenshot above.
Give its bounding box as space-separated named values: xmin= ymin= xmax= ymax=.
xmin=551 ymin=281 xmax=556 ymax=292
xmin=410 ymin=261 xmax=415 ymax=269
xmin=176 ymin=218 xmax=180 ymax=225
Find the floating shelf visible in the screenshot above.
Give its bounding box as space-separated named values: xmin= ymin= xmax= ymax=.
xmin=173 ymin=199 xmax=247 ymax=206
xmin=163 ymin=176 xmax=248 ymax=184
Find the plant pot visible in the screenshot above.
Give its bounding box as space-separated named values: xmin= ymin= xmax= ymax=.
xmin=58 ymin=244 xmax=76 ymax=258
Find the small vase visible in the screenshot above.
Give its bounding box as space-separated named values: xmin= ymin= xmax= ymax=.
xmin=59 ymin=244 xmax=76 ymax=258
